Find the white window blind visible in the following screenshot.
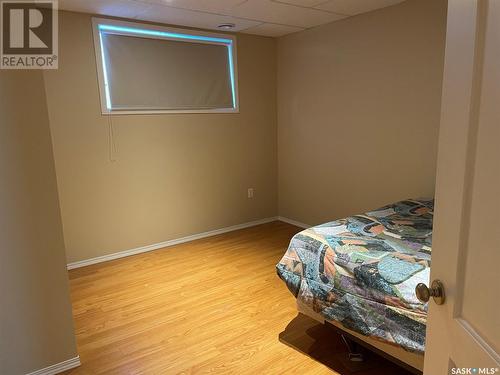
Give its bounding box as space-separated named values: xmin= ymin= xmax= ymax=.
xmin=92 ymin=19 xmax=238 ymax=114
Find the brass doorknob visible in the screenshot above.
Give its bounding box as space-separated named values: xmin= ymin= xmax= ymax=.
xmin=415 ymin=279 xmax=445 ymax=305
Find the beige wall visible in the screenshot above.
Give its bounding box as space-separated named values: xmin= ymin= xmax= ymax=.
xmin=0 ymin=71 xmax=77 ymax=374
xmin=277 ymin=0 xmax=447 ymax=225
xmin=44 ymin=11 xmax=278 ymax=264
xmin=44 ymin=2 xmax=447 ymax=263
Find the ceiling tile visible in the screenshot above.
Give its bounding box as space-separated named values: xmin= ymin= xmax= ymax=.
xmin=269 ymin=0 xmax=329 ymax=8
xmin=241 ymin=22 xmax=303 ymax=37
xmin=134 ymin=3 xmax=261 ymax=31
xmin=58 ymin=0 xmax=149 ymax=18
xmin=230 ymin=0 xmax=346 ymax=28
xmin=315 ymin=0 xmax=406 ymax=16
xmin=136 ymin=0 xmax=246 ymax=14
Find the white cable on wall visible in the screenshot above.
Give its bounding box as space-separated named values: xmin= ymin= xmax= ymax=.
xmin=107 ymin=115 xmax=117 ymax=162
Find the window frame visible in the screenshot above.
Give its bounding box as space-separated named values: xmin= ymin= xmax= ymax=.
xmin=91 ymin=17 xmax=239 ymax=115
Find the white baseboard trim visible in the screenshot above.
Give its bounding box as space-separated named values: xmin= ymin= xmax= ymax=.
xmin=277 ymin=216 xmax=310 ymax=229
xmin=26 ymin=356 xmax=80 ymax=375
xmin=67 ymin=217 xmax=279 ymax=270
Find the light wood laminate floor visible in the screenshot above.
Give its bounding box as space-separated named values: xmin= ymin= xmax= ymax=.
xmin=64 ymin=221 xmax=411 ymax=374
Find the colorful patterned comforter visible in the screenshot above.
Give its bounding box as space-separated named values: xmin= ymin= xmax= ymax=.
xmin=276 ymin=199 xmax=433 ymax=353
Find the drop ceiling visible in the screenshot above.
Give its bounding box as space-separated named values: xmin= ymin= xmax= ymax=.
xmin=58 ymin=0 xmax=407 ymax=37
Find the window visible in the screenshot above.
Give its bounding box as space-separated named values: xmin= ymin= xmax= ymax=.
xmin=92 ymin=18 xmax=239 ymax=114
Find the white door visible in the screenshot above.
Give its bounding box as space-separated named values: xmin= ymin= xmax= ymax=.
xmin=423 ymin=0 xmax=500 ymax=374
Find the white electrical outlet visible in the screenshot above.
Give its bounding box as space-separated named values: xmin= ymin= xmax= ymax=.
xmin=247 ymin=188 xmax=254 ymax=199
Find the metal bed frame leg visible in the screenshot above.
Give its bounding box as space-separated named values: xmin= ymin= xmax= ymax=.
xmin=341 ymin=334 xmax=365 ymax=362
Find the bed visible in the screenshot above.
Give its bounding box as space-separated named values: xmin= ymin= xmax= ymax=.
xmin=276 ymin=199 xmax=433 ymax=372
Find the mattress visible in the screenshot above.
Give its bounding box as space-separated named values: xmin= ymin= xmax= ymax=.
xmin=276 ymin=199 xmax=433 ymax=353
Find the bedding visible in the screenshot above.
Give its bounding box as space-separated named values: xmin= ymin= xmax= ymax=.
xmin=276 ymin=199 xmax=433 ymax=353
